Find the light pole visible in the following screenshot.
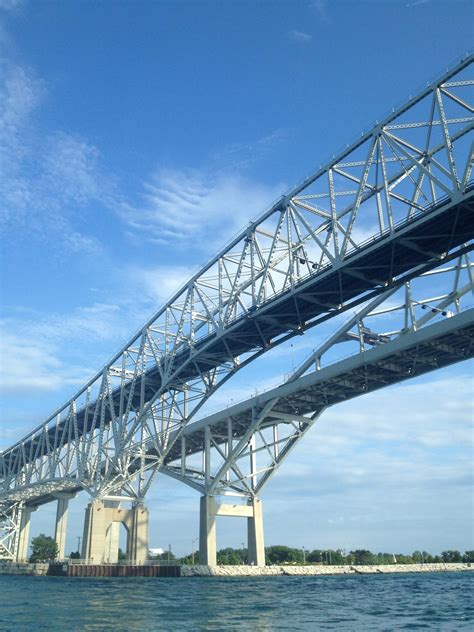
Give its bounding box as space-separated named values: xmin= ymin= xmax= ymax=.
xmin=191 ymin=537 xmax=199 ymax=565
xmin=302 ymin=546 xmax=306 ymax=565
xmin=242 ymin=542 xmax=246 ymax=565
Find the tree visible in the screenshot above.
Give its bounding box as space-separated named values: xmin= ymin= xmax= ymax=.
xmin=462 ymin=551 xmax=474 ymax=563
xmin=351 ymin=550 xmax=374 ymax=565
xmin=217 ymin=548 xmax=244 ymax=565
xmin=118 ymin=548 xmax=127 ymax=560
xmin=441 ymin=550 xmax=462 ymax=563
xmin=266 ymin=545 xmax=303 ymax=565
xmin=29 ymin=534 xmax=58 ymax=562
xmin=69 ymin=551 xmax=81 ymax=559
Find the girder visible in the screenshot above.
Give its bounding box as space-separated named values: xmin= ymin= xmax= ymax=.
xmin=1 ymin=56 xmax=473 ymax=519
xmin=162 ymin=307 xmax=473 ymax=498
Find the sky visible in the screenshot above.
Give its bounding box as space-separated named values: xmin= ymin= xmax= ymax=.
xmin=0 ymin=0 xmax=473 ymax=557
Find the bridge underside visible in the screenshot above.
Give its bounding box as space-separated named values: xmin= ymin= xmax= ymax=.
xmin=3 ymin=193 xmax=473 ymax=472
xmin=6 ymin=308 xmax=471 ymax=508
xmin=164 ymin=308 xmax=474 ymax=469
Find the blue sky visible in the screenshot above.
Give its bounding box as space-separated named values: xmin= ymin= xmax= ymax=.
xmin=0 ymin=0 xmax=472 ymax=557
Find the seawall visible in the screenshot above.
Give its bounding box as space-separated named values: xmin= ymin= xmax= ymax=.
xmin=1 ymin=561 xmax=471 ymax=577
xmin=181 ymin=563 xmax=473 ymax=577
xmin=0 ymin=562 xmax=52 ymax=576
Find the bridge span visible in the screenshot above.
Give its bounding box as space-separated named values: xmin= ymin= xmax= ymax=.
xmin=1 ymin=56 xmax=473 ymax=564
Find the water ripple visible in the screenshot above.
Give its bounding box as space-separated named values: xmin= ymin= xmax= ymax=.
xmin=0 ymin=572 xmax=472 ymax=631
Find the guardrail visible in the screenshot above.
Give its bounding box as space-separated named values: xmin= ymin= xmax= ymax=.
xmin=67 ymin=558 xmax=180 ymax=566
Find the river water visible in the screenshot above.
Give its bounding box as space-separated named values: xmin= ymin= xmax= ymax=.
xmin=0 ymin=572 xmax=472 ymax=630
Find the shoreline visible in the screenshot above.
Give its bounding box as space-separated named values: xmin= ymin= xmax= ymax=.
xmin=181 ymin=563 xmax=473 ymax=577
xmin=0 ymin=561 xmax=472 ymax=577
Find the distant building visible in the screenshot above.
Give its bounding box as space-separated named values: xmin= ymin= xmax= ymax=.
xmin=149 ymin=548 xmax=164 ymax=556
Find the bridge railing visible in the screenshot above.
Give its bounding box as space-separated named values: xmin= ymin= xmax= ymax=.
xmin=1 ymin=55 xmax=472 ymax=505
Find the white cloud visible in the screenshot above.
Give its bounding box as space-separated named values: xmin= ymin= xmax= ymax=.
xmin=0 ymin=63 xmax=108 ymax=253
xmin=309 ymin=0 xmax=331 ymax=24
xmin=405 ymin=0 xmax=430 ymax=7
xmin=0 ymin=0 xmax=24 ymax=12
xmin=288 ymin=29 xmax=312 ymax=43
xmin=0 ymin=331 xmax=90 ymax=393
xmin=0 ymin=302 xmax=137 ymax=394
xmin=120 ymin=168 xmax=285 ymax=250
xmin=128 ymin=264 xmax=197 ymax=306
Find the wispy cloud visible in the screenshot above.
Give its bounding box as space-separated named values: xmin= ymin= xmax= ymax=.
xmin=0 ymin=302 xmax=136 ymax=394
xmin=405 ymin=0 xmax=430 ymax=7
xmin=120 ymin=168 xmax=285 ymax=250
xmin=0 ymin=330 xmax=91 ymax=393
xmin=288 ymin=29 xmax=312 ymax=44
xmin=0 ymin=62 xmax=110 ymax=253
xmin=0 ymin=0 xmax=25 ymax=12
xmin=127 ymin=264 xmax=198 ymax=306
xmin=309 ymin=0 xmax=331 ymax=24
xmin=209 ymin=128 xmax=287 ymax=171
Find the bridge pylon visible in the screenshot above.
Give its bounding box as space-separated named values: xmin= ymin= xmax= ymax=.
xmin=81 ymin=500 xmax=149 ymax=563
xmin=199 ymin=495 xmax=265 ymax=566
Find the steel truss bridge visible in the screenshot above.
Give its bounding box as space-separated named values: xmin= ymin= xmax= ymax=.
xmin=1 ymin=56 xmax=473 ymax=562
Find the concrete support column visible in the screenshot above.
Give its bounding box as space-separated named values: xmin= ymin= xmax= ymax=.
xmin=16 ymin=505 xmax=35 ymax=561
xmin=199 ymin=495 xmax=217 ymax=566
xmin=104 ymin=521 xmax=120 ymax=563
xmin=126 ymin=504 xmax=149 ymax=563
xmin=54 ymin=496 xmax=71 ymax=560
xmin=247 ymin=498 xmax=265 ymax=566
xmin=81 ymin=501 xmax=106 ymax=562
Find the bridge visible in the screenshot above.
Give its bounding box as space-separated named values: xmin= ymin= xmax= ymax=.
xmin=1 ymin=56 xmax=473 ymax=565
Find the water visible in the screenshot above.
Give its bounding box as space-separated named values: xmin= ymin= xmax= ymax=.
xmin=0 ymin=572 xmax=472 ymax=630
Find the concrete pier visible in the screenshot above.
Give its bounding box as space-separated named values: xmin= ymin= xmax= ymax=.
xmin=82 ymin=501 xmax=149 ymax=563
xmin=199 ymin=496 xmax=265 ymax=566
xmin=247 ymin=498 xmax=265 ymax=566
xmin=16 ymin=507 xmax=31 ymax=561
xmin=15 ymin=505 xmax=36 ymax=561
xmin=54 ymin=494 xmax=75 ymax=560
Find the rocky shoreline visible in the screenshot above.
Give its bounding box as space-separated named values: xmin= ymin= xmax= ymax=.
xmin=0 ymin=561 xmax=471 ymax=577
xmin=181 ymin=563 xmax=473 ymax=577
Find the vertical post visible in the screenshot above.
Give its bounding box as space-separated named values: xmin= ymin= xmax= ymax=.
xmin=104 ymin=521 xmax=120 ymax=563
xmin=81 ymin=500 xmax=106 ymax=562
xmin=126 ymin=504 xmax=149 ymax=563
xmin=54 ymin=497 xmax=70 ymax=560
xmin=199 ymin=496 xmax=217 ymax=566
xmin=204 ymin=426 xmax=211 ymax=488
xmin=247 ymin=497 xmax=265 ymax=566
xmin=102 ymin=500 xmax=120 ymax=562
xmin=249 ymin=435 xmax=257 ymax=491
xmin=181 ymin=436 xmax=186 ymax=477
xmin=226 ymin=418 xmax=233 ymax=482
xmin=16 ymin=505 xmax=34 ymax=562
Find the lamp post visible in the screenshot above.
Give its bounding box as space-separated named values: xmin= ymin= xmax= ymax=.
xmin=302 ymin=546 xmax=306 ymax=565
xmin=242 ymin=542 xmax=246 ymax=565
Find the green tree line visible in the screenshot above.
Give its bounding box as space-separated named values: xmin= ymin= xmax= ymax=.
xmin=177 ymin=546 xmax=474 ymax=566
xmin=31 ymin=534 xmax=473 ymax=566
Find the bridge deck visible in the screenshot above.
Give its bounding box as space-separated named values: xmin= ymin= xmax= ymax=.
xmin=165 ymin=308 xmax=474 ymax=462
xmin=2 ymin=191 xmax=473 ymax=470
xmin=2 ymin=309 xmax=472 ymax=506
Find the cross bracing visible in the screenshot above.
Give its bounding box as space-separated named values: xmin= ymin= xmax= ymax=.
xmin=159 ymin=257 xmax=474 ymax=497
xmin=1 ymin=251 xmax=472 ymax=507
xmin=162 ymin=311 xmax=473 ymax=498
xmin=0 ymin=56 xmax=473 ymax=523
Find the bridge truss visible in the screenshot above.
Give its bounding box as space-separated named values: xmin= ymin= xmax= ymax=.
xmin=1 ymin=55 xmax=473 ymax=558
xmin=160 ymin=253 xmax=474 ymax=497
